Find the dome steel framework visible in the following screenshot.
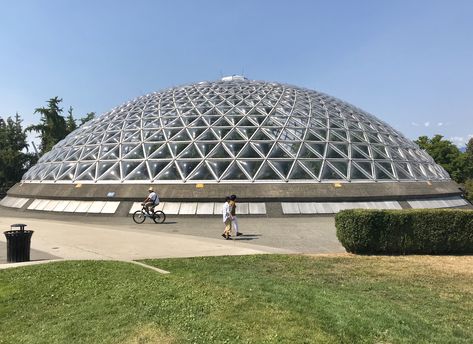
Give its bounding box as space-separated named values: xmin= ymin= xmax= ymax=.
xmin=22 ymin=77 xmax=450 ymax=184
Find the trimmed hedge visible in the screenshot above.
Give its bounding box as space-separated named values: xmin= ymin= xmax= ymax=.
xmin=335 ymin=209 xmax=473 ymax=254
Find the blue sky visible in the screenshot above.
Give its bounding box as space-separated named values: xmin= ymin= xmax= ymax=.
xmin=1 ymin=0 xmax=472 ymax=146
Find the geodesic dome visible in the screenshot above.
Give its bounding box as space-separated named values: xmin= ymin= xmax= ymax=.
xmin=22 ymin=76 xmax=450 ymax=184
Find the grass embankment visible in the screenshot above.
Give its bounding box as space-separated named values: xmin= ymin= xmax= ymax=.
xmin=0 ymin=255 xmax=472 ymax=343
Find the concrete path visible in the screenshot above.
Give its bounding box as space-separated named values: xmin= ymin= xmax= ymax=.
xmin=0 ymin=208 xmax=345 ymax=268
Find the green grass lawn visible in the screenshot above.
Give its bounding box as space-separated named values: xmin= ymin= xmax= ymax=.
xmin=0 ymin=255 xmax=472 ymax=344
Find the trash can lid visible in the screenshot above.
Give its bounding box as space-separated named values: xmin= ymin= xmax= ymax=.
xmin=10 ymin=223 xmax=27 ymax=229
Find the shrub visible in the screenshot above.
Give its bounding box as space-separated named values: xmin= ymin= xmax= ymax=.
xmin=335 ymin=209 xmax=473 ymax=254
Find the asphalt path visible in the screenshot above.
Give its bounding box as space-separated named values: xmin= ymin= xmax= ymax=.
xmin=0 ymin=206 xmax=345 ymax=267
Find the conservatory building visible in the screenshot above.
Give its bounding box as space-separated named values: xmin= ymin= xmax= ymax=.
xmin=2 ymin=76 xmax=467 ymax=215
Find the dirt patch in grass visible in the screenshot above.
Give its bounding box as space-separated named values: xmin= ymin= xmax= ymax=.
xmin=120 ymin=324 xmax=177 ymax=344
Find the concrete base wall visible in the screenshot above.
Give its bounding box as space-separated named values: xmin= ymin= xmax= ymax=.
xmin=8 ymin=180 xmax=462 ymax=203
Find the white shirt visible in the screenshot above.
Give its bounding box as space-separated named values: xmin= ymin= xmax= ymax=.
xmin=222 ymin=201 xmax=231 ymax=222
xmin=149 ymin=192 xmax=159 ymax=205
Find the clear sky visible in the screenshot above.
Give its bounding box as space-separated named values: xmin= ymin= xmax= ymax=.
xmin=1 ymin=0 xmax=472 ymax=146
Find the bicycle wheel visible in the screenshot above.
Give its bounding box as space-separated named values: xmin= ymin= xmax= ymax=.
xmin=132 ymin=210 xmax=146 ymax=224
xmin=152 ymin=210 xmax=166 ymax=224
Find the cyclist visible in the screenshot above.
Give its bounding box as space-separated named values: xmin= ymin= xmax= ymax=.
xmin=143 ymin=187 xmax=160 ymax=214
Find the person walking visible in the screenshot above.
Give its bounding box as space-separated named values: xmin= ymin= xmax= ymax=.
xmin=222 ymin=196 xmax=233 ymax=240
xmin=229 ymin=194 xmax=242 ymax=236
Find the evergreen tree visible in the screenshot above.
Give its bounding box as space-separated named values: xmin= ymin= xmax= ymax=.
xmin=0 ymin=114 xmax=36 ymax=194
xmin=80 ymin=112 xmax=95 ymax=125
xmin=26 ymin=97 xmax=67 ymax=154
xmin=65 ymin=106 xmax=77 ymax=134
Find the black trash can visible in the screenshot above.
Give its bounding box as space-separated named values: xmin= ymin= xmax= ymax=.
xmin=4 ymin=224 xmax=34 ymax=263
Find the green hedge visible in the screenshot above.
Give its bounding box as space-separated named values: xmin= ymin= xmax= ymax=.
xmin=335 ymin=209 xmax=473 ymax=254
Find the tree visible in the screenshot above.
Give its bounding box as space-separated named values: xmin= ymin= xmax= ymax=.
xmin=415 ymin=135 xmax=468 ymax=183
xmin=65 ymin=106 xmax=77 ymax=134
xmin=0 ymin=114 xmax=37 ymax=194
xmin=80 ymin=112 xmax=95 ymax=125
xmin=26 ymin=97 xmax=67 ymax=154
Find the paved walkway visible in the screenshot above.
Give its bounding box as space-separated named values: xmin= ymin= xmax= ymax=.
xmin=0 ymin=207 xmax=345 ymax=268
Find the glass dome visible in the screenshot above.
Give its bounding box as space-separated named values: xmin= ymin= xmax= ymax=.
xmin=22 ymin=78 xmax=450 ymax=184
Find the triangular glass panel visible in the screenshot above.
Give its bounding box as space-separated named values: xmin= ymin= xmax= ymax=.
xmin=147 ymin=144 xmax=172 ymax=159
xmin=143 ymin=130 xmax=166 ymax=142
xmin=269 ymin=160 xmax=295 ymax=178
xmin=349 ymin=131 xmax=365 ymax=143
xmin=298 ymin=145 xmax=320 ymax=159
xmin=328 ymin=160 xmax=349 ymax=178
xmin=353 ymin=161 xmax=373 ymax=177
xmin=148 ymin=160 xmax=172 ymax=179
xmin=329 ymin=130 xmax=347 ymax=142
xmin=168 ymin=142 xmax=190 ymax=157
xmin=388 ymin=147 xmax=405 ymax=160
xmin=97 ymin=162 xmax=120 ymax=180
xmin=237 ymin=160 xmax=263 ymax=178
xmin=125 ymin=162 xmax=150 ymax=181
xmin=366 ymin=133 xmax=382 ymax=143
xmin=221 ymin=162 xmax=250 ymax=180
xmin=57 ymin=163 xmax=76 ymax=181
xmin=81 ymin=146 xmax=99 ymax=161
xmin=279 ymin=142 xmax=301 ymax=156
xmin=121 ymin=160 xmax=141 ymax=178
xmin=156 ymin=162 xmax=183 ymax=181
xmin=351 ymin=145 xmax=370 ymax=159
xmin=312 ymin=128 xmax=328 ymax=140
xmin=237 ymin=144 xmax=262 ymax=158
xmin=225 ymin=129 xmax=246 ymax=141
xmin=164 ymin=128 xmax=184 ymax=140
xmin=208 ymin=144 xmax=232 ymax=158
xmin=75 ymin=162 xmax=94 ymax=179
xmin=122 ymin=130 xmax=141 ymax=142
xmin=306 ymin=142 xmax=326 ymax=157
xmin=261 ymin=127 xmax=281 ymax=139
xmin=188 ymin=163 xmax=216 ymax=180
xmin=213 ymin=127 xmax=232 ymax=139
xmin=305 ymin=132 xmax=324 ymax=141
xmin=326 ymin=145 xmax=345 ymax=159
xmin=299 ymin=159 xmax=323 ymax=179
xmin=206 ymin=159 xmax=232 ymax=179
xmin=289 ymin=163 xmax=315 ymax=180
xmin=197 ymin=129 xmax=219 ymax=141
xmin=212 ymin=117 xmax=232 ymax=127
xmin=320 ymin=163 xmax=344 ymax=180
xmin=251 ymin=129 xmax=272 ymax=141
xmin=377 ymin=161 xmax=394 ymax=176
xmin=42 ymin=164 xmax=61 ymax=180
xmin=76 ymin=163 xmax=96 ymax=181
xmin=65 ymin=147 xmax=83 ymax=161
xmin=251 ymin=142 xmax=274 ymax=157
xmin=102 ymin=131 xmax=121 ymax=144
xmin=123 ymin=145 xmax=145 ymax=159
xmin=372 ymin=145 xmax=388 ymax=159
xmin=239 ymin=127 xmax=258 ymax=139
xmin=97 ymin=161 xmax=118 ymax=177
xmin=187 ymin=127 xmax=207 ymax=140
xmin=176 ymin=160 xmax=201 ymax=178
xmin=223 ymin=142 xmax=246 ymax=157
xmin=169 ymin=129 xmax=191 ymax=142
xmin=350 ymin=163 xmax=371 ymax=180
xmin=195 ymin=141 xmax=217 ymax=157
xmin=395 ymin=164 xmax=413 ymax=180
xmin=374 ymin=165 xmax=394 ymax=180
xmin=268 ymin=144 xmax=292 ymax=159
xmin=237 ymin=118 xmax=255 ymax=127
xmin=255 ymin=162 xmax=283 ymax=180
xmin=179 ymin=143 xmax=202 ymax=158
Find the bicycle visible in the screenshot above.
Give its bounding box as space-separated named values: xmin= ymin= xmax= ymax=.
xmin=132 ymin=203 xmax=166 ymax=224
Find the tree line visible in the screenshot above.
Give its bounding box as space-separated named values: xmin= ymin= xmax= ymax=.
xmin=415 ymin=135 xmax=473 ymax=202
xmin=0 ymin=97 xmax=94 ymax=195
